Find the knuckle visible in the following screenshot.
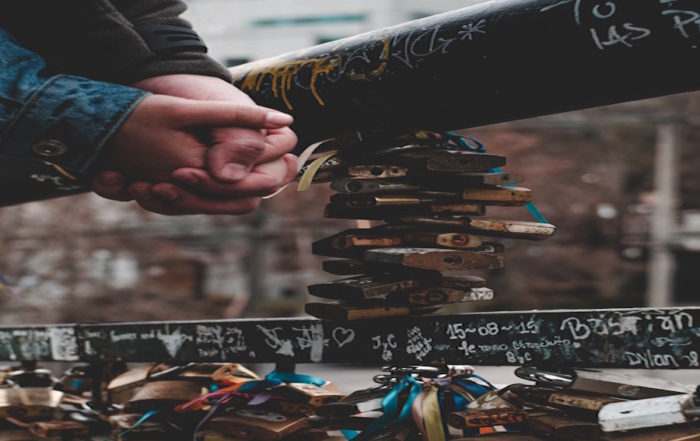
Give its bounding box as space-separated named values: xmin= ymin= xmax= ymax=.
xmin=230 ymin=137 xmax=266 ymax=158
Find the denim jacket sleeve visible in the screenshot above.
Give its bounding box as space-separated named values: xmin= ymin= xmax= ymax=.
xmin=0 ymin=28 xmax=148 ymax=206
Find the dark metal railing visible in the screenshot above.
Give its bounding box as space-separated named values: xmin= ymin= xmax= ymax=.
xmin=230 ymin=0 xmax=700 ymax=148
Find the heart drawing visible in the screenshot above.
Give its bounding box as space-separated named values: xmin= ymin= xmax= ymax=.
xmin=332 ymin=327 xmax=355 ymax=348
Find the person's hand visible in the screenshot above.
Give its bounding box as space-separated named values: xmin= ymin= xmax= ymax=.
xmin=94 ymin=94 xmax=295 ymax=214
xmin=132 ymin=74 xmax=297 ymax=182
xmin=123 ymin=155 xmax=299 ymax=215
xmin=93 ymin=74 xmax=299 ymax=215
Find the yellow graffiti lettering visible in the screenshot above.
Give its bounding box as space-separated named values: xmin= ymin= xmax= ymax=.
xmin=347 ymin=38 xmax=390 ymax=81
xmin=235 ymin=57 xmax=339 ymax=110
xmin=232 ymin=37 xmax=390 ymax=110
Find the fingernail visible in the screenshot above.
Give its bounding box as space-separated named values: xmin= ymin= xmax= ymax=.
xmin=154 ymin=187 xmax=179 ymax=201
xmin=222 ymin=163 xmax=248 ymax=180
xmin=265 ymin=112 xmax=293 ymax=126
xmin=99 ymin=172 xmax=123 ymax=186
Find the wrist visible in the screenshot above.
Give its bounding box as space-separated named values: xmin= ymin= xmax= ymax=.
xmin=131 ymin=74 xmax=251 ymax=103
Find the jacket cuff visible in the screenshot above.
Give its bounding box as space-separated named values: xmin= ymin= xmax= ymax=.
xmin=0 ymin=75 xmax=147 ymax=178
xmin=125 ymin=53 xmax=233 ymax=84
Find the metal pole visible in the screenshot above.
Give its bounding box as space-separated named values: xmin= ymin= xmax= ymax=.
xmin=647 ymin=124 xmax=680 ymax=307
xmin=230 ymin=0 xmax=700 ymax=150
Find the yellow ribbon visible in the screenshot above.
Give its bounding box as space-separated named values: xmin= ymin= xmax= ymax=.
xmin=422 ymin=386 xmax=446 ymax=441
xmin=297 ymin=150 xmax=338 ymax=192
xmin=50 ymin=164 xmax=77 ymax=181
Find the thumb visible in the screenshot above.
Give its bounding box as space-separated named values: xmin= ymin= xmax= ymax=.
xmin=172 ymin=99 xmax=293 ymax=129
xmin=207 ymin=126 xmax=267 ymax=182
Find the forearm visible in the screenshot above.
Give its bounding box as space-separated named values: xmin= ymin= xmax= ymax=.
xmin=0 ymin=28 xmax=147 ymax=205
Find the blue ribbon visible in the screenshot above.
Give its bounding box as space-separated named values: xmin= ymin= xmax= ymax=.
xmin=118 ymin=410 xmax=159 ymax=438
xmin=237 ymin=370 xmax=327 ymax=394
xmin=265 ymin=371 xmax=326 ymax=387
xmin=351 ymin=376 xmax=423 ymax=441
xmin=444 ymin=132 xmax=549 ymax=224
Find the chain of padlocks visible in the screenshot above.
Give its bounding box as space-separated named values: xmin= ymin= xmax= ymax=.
xmin=0 ymin=132 xmax=698 ymax=440
xmin=302 ymin=130 xmax=554 ymax=320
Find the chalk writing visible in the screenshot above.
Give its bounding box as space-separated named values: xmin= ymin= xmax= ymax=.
xmin=0 ymin=331 xmax=17 ymax=360
xmin=625 ymin=350 xmax=680 ymax=368
xmin=506 ymin=351 xmax=533 ymax=364
xmin=478 ymin=322 xmax=500 ymax=336
xmin=110 ymin=331 xmax=137 ymax=342
xmin=458 ymin=340 xmax=477 ymax=356
xmin=662 ymin=9 xmax=700 ymax=39
xmin=447 ymin=323 xmax=476 ymax=340
xmin=655 ymin=311 xmax=693 ymax=333
xmin=406 ymin=327 xmax=432 ymax=361
xmin=257 ymin=325 xmax=295 ymax=357
xmin=0 ymin=309 xmax=697 ymax=367
xmin=589 ymin=24 xmax=651 ymax=50
xmin=651 ymin=336 xmax=692 ymax=347
xmin=49 ymin=327 xmax=79 ymax=361
xmin=196 ymin=326 xmax=247 ymax=360
xmin=12 ymin=330 xmax=51 ymax=360
xmin=500 ymin=318 xmax=540 ymax=335
xmin=543 ymin=0 xmax=652 ymax=49
xmin=293 ymin=324 xmax=328 ymax=362
xmin=372 ymin=333 xmax=397 ymax=362
xmin=681 ymin=351 xmax=699 ymax=367
xmin=592 ymin=1 xmax=616 ymax=19
xmin=478 ymin=343 xmax=510 ymax=353
xmin=331 ymin=327 xmax=355 ymax=348
xmin=560 ymin=314 xmax=642 ymax=341
xmin=511 ymin=336 xmax=572 ymax=351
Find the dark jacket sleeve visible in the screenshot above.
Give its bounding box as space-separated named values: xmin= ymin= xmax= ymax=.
xmin=0 ymin=0 xmax=231 ymax=84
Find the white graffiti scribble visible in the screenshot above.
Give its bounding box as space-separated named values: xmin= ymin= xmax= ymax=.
xmin=332 ymin=327 xmax=355 ymax=348
xmin=406 ymin=327 xmax=433 ymax=361
xmin=372 ymin=334 xmax=398 ymax=362
xmin=257 ymin=325 xmax=295 ymax=357
xmin=157 ymin=328 xmax=192 ymax=358
xmin=293 ymin=324 xmax=328 ymax=362
xmin=458 ymin=19 xmax=487 ymax=41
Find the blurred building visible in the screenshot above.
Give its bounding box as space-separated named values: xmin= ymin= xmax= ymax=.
xmin=183 ymin=0 xmax=487 ymax=65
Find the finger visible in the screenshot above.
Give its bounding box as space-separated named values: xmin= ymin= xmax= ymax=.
xmin=259 ymin=154 xmax=300 ymax=199
xmin=256 ymin=127 xmax=298 ymax=164
xmin=150 ymin=183 xmax=263 ymax=215
xmin=172 ymin=160 xmax=290 ymax=198
xmin=171 ymin=100 xmax=293 ymax=129
xmin=254 ymin=154 xmax=299 ymax=187
xmin=281 ymin=153 xmax=300 ymax=185
xmin=127 ymin=183 xmax=192 ymax=215
xmin=92 ymin=171 xmax=133 ymax=201
xmin=207 ymin=127 xmax=266 ymax=181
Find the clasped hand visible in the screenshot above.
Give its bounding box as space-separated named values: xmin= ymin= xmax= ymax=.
xmin=92 ymin=74 xmax=299 ymax=215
